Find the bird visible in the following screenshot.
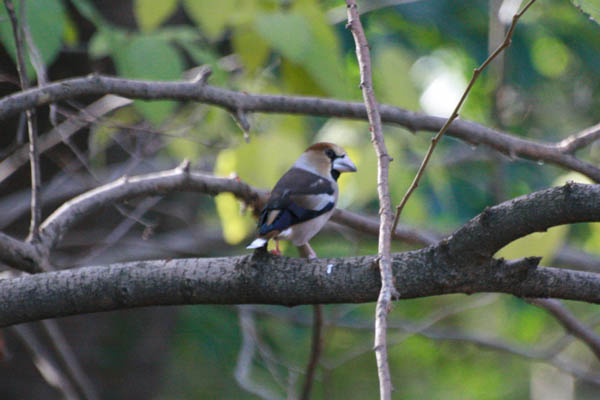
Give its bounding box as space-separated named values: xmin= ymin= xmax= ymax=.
xmin=247 ymin=142 xmax=357 ymax=258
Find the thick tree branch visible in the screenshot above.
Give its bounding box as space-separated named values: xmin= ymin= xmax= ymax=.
xmin=445 ymin=181 xmax=600 ymax=260
xmin=0 ymin=75 xmax=598 ymax=182
xmin=2 ymin=252 xmax=600 ymax=328
xmin=0 ymin=183 xmax=598 ymax=328
xmin=2 ymin=164 xmax=597 ymax=274
xmin=0 ymin=231 xmax=42 ymax=273
xmin=0 ymin=165 xmax=433 ymax=272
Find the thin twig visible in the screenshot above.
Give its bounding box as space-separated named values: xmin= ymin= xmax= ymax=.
xmin=527 ymin=298 xmax=600 ymax=361
xmin=40 ymin=320 xmax=99 ymax=400
xmin=255 ymin=298 xmax=600 ymax=387
xmin=391 ymin=0 xmax=538 ymax=233
xmin=345 ymin=1 xmax=396 ymax=398
xmin=235 ymin=306 xmax=281 ymax=400
xmin=8 ymin=324 xmax=79 ymax=400
xmin=0 ymin=95 xmax=132 ymax=182
xmin=77 ymin=196 xmax=160 ymax=266
xmin=4 ymin=0 xmax=42 ymax=241
xmin=558 ymin=122 xmax=600 ymax=154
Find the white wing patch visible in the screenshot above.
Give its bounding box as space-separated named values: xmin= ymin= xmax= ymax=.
xmin=246 ymin=238 xmax=267 ymax=249
xmin=305 ymin=193 xmax=334 ymax=209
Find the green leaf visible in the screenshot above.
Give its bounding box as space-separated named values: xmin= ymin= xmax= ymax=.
xmin=571 ymin=0 xmax=600 ymax=24
xmin=182 ymin=0 xmax=237 ymax=40
xmin=0 ymin=0 xmax=66 ymax=79
xmin=374 ymin=46 xmax=420 ymax=109
xmin=231 ymin=25 xmax=270 ymax=73
xmin=70 ymin=0 xmax=107 ymax=27
xmin=531 ymin=36 xmax=571 ymax=78
xmin=63 ymin=15 xmax=79 ymax=47
xmin=134 ymin=0 xmax=178 ymax=32
xmin=112 ymin=35 xmax=184 ymax=124
xmin=255 ymin=5 xmax=348 ymax=97
xmin=255 ymin=13 xmax=310 ymax=64
xmin=89 ymin=28 xmax=124 ymax=59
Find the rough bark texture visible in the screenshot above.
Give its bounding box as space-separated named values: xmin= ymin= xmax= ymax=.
xmin=0 ymin=183 xmax=598 ymax=327
xmin=2 ymin=250 xmax=600 ymax=328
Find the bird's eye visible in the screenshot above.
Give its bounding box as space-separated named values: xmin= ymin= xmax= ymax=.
xmin=325 ymin=149 xmax=336 ymax=160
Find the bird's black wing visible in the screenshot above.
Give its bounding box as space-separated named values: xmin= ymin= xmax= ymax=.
xmin=257 ymin=168 xmax=335 ymax=236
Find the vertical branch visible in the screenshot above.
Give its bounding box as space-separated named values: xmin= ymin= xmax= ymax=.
xmin=300 ymin=305 xmax=323 ymax=400
xmin=391 ymin=0 xmax=538 ymax=232
xmin=345 ymin=2 xmax=396 ymax=399
xmin=298 ymin=243 xmax=323 ymax=400
xmin=4 ymin=0 xmax=42 ymax=241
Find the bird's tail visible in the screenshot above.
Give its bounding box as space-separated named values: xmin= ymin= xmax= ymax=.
xmin=246 ymin=238 xmax=268 ymax=249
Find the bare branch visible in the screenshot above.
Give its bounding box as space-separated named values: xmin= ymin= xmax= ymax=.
xmin=346 ymin=1 xmax=396 ymax=397
xmin=346 ymin=0 xmax=397 ymax=400
xmin=3 ymin=0 xmax=42 ymax=240
xmin=553 ymin=246 xmax=600 ymax=272
xmin=558 ymin=122 xmax=600 ymax=154
xmin=260 ymin=298 xmax=600 ymax=387
xmin=528 ymin=298 xmax=600 ymax=361
xmin=0 ymin=163 xmax=433 ymax=273
xmin=391 ymin=0 xmax=538 ymax=233
xmin=0 ymin=95 xmax=132 ymax=183
xmin=8 ymin=324 xmax=79 ymax=399
xmin=38 ymin=164 xmax=263 ymax=250
xmin=332 ymin=209 xmax=438 ymax=246
xmin=412 ymin=326 xmax=600 ymax=386
xmin=0 ymin=75 xmax=598 ymax=181
xmin=39 ymin=320 xmax=99 ymax=400
xmin=0 ymin=183 xmax=598 ymax=326
xmin=0 ymin=231 xmax=42 ymax=273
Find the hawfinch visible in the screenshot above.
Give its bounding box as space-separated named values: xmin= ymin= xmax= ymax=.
xmin=247 ymin=142 xmax=357 ymax=255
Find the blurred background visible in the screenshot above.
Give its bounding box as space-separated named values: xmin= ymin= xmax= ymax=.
xmin=0 ymin=0 xmax=599 ymax=398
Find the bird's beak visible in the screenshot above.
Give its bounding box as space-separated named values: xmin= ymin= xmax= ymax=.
xmin=333 ymin=154 xmax=357 ymax=173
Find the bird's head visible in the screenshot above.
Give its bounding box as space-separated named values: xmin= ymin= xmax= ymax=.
xmin=295 ymin=142 xmax=357 ymax=181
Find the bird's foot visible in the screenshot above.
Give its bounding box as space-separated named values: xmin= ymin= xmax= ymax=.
xmin=270 ymin=240 xmax=282 ymax=256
